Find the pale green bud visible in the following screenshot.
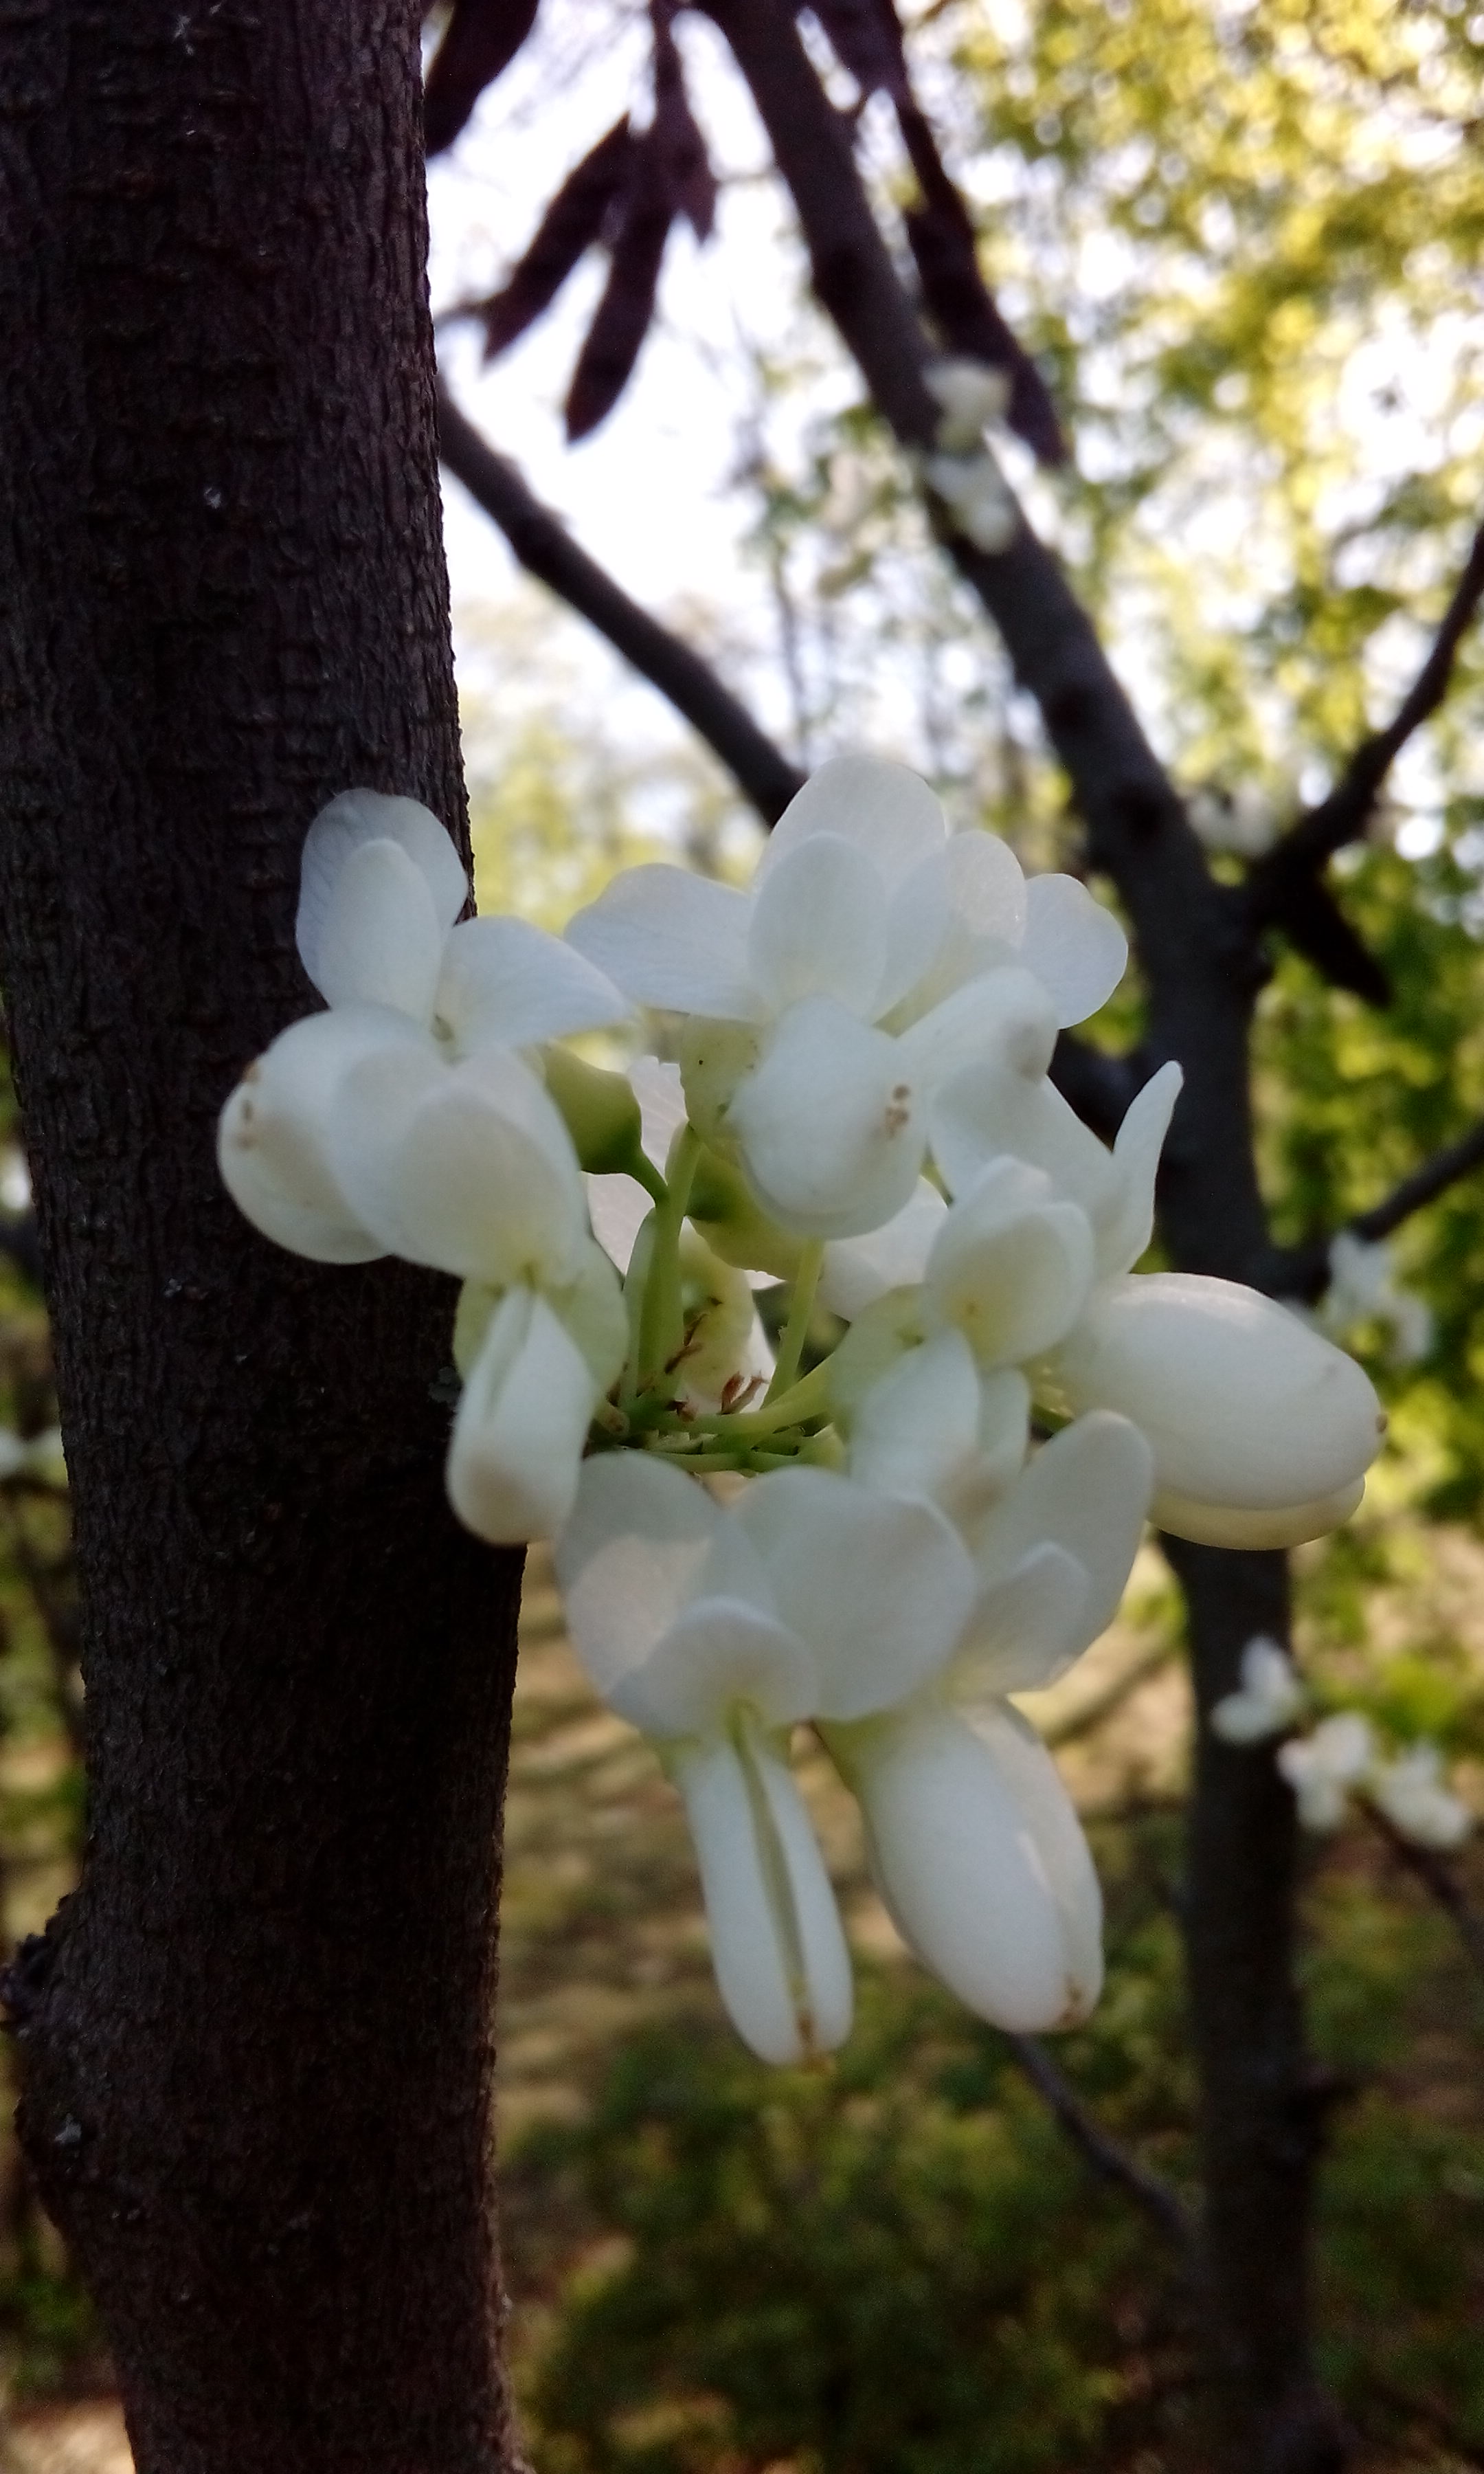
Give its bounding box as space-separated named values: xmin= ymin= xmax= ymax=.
xmin=541 ymin=1046 xmax=649 ymax=1179
xmin=688 ymin=1147 xmax=804 ymax=1284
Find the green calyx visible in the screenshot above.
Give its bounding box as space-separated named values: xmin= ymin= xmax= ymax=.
xmin=542 ymin=1046 xmax=665 ymax=1197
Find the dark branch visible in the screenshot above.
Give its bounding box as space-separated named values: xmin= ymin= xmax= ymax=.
xmin=1259 ymin=1115 xmax=1484 ymax=1301
xmin=436 ymin=380 xmax=805 ymax=827
xmin=1248 ymin=517 xmax=1484 ymax=913
xmin=1048 ymin=1034 xmax=1143 ymax=1144
xmin=1353 ymin=1117 xmax=1484 ymax=1245
xmin=1364 ymin=1801 xmax=1484 ymax=1983
xmin=1005 ymin=2033 xmax=1197 ymax=2256
xmin=697 ymin=1 xmax=1272 ymax=1275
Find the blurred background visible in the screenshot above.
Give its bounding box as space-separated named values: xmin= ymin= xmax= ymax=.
xmin=4 ymin=1 xmax=1484 ymax=2464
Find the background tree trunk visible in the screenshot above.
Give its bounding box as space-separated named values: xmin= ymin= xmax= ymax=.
xmin=0 ymin=5 xmax=522 ymax=2466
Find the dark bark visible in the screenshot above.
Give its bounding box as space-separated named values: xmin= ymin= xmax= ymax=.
xmin=437 ymin=381 xmax=806 ymax=824
xmin=1164 ymin=1541 xmax=1351 ymax=2474
xmin=1248 ymin=515 xmax=1484 ymax=910
xmin=0 ymin=5 xmax=520 ymax=2469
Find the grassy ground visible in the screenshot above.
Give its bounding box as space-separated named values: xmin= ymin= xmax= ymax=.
xmin=1 ymin=1533 xmax=1482 ymax=2469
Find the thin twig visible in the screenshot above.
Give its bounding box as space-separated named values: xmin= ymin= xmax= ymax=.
xmin=1004 ymin=2033 xmax=1197 ymax=2255
xmin=1363 ymin=1800 xmax=1484 ymax=1983
xmin=436 ymin=381 xmax=805 ymax=828
xmin=1352 ymin=1117 xmax=1484 ymax=1245
xmin=1258 ymin=1114 xmax=1484 ymax=1300
xmin=1249 ymin=517 xmax=1484 ymax=910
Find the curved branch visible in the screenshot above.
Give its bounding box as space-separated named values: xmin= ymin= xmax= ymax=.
xmin=1248 ymin=517 xmax=1484 ymax=912
xmin=1005 ymin=2033 xmax=1197 ymax=2257
xmin=436 ymin=381 xmax=805 ymax=827
xmin=1364 ymin=1802 xmax=1484 ymax=1983
xmin=1260 ymin=1115 xmax=1484 ymax=1300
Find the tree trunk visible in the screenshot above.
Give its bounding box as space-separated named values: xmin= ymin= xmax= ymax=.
xmin=0 ymin=5 xmax=521 ymax=2467
xmin=1167 ymin=1542 xmax=1350 ymax=2474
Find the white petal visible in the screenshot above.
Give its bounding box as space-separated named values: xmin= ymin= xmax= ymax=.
xmin=746 ymin=834 xmax=889 ymax=1017
xmin=730 ymin=998 xmax=927 ymax=1240
xmin=447 ymin=1289 xmax=595 ymax=1544
xmin=297 ymin=790 xmax=467 ymax=991
xmin=873 ymin=849 xmax=954 ymax=1017
xmin=437 ymin=915 xmax=630 ymax=1054
xmin=1152 ymin=1479 xmax=1365 ymax=1549
xmin=820 ymin=1181 xmax=947 ymax=1319
xmin=969 ymin=1701 xmax=1103 ymax=2018
xmin=673 ymin=1233 xmax=772 ymax=1412
xmin=946 ymin=829 xmax=1027 ymax=944
xmin=1094 ymin=1062 xmax=1183 ymax=1280
xmin=951 ymin=1544 xmax=1091 ymax=1698
xmin=1059 ymin=1273 xmax=1384 ymax=1513
xmin=629 ymin=1056 xmax=688 ymax=1168
xmin=610 ymin=1598 xmax=816 ymax=1737
xmin=671 ymin=1730 xmax=853 ymax=2064
xmin=758 ymin=755 xmax=945 ymax=893
xmin=217 ymin=1007 xmax=427 ymax=1263
xmin=898 ymin=966 xmax=1057 ymax=1099
xmin=555 ymin=1451 xmax=772 ymax=1702
xmin=587 ymin=1172 xmax=652 ymax=1275
xmin=551 ymin=1238 xmax=630 ymax=1391
xmin=736 ymin=1466 xmax=976 ymax=1718
xmin=835 ymin=1701 xmax=1092 ymax=2030
xmin=848 ymin=1328 xmax=982 ymax=1503
xmin=566 ymin=867 xmax=758 ymax=1019
xmin=311 ymin=838 xmax=445 ymax=1019
xmin=1018 ymin=875 xmax=1127 ymax=1027
xmin=329 ymin=1045 xmax=587 ymax=1289
xmin=924 ymin=1159 xmax=1097 ymax=1366
xmin=929 ymin=1053 xmax=1118 ymax=1215
xmin=964 ymin=1411 xmax=1153 ymax=1645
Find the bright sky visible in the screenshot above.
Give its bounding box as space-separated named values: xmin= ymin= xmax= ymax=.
xmin=429 ymin=6 xmax=811 ymax=733
xmin=425 ymin=3 xmax=1482 ymax=855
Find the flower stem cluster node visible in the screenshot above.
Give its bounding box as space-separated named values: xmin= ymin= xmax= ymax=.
xmin=219 ymin=759 xmax=1386 ymax=2061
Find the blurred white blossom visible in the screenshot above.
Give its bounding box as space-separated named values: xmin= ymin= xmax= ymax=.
xmin=1369 ymin=1742 xmax=1473 ymax=1850
xmin=1277 ymin=1713 xmax=1373 ymax=1832
xmin=1323 ymin=1230 xmax=1432 ymax=1367
xmin=1211 ymin=1638 xmax=1307 ymax=1744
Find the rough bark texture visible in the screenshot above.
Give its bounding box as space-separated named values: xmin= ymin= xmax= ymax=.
xmin=1166 ymin=1541 xmax=1350 ymax=2474
xmin=0 ymin=5 xmax=521 ymax=2468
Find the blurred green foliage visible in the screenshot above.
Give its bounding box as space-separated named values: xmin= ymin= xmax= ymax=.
xmin=506 ymin=1823 xmax=1484 ymax=2471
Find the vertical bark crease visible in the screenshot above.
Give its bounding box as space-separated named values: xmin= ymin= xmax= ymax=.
xmin=0 ymin=4 xmax=520 ymax=2466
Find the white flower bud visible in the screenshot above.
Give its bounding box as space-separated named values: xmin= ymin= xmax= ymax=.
xmin=1056 ymin=1273 xmax=1383 ymax=1542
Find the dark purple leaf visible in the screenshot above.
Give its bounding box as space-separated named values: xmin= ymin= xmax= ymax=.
xmin=805 ymin=0 xmax=908 ymax=100
xmin=477 ymin=118 xmax=636 ymax=361
xmin=652 ymin=13 xmax=718 ymax=240
xmin=565 ymin=139 xmax=674 ymax=442
xmin=423 ymin=0 xmax=541 ymax=159
xmin=898 ymin=103 xmax=1068 ymax=467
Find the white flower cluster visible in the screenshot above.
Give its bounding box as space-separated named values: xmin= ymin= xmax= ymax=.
xmin=1212 ymin=1636 xmax=1473 ymax=1849
xmin=219 ymin=759 xmax=1384 ymax=2064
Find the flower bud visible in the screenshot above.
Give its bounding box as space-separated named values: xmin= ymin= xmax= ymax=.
xmin=1056 ymin=1273 xmax=1382 ymax=1537
xmin=541 ymin=1046 xmax=648 ymax=1178
xmin=829 ymin=1701 xmax=1101 ymax=2032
